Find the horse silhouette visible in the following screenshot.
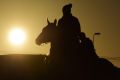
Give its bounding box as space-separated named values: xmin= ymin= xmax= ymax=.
xmin=36 ymin=19 xmax=63 ymax=61
xmin=35 ymin=19 xmax=89 ymax=80
xmin=36 ymin=19 xmax=82 ymax=62
xmin=35 ymin=19 xmax=120 ymax=80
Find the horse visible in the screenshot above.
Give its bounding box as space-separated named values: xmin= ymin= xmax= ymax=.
xmin=35 ymin=19 xmax=88 ymax=80
xmin=35 ymin=19 xmax=63 ymax=61
xmin=35 ymin=19 xmax=82 ymax=63
xmin=35 ymin=19 xmax=120 ymax=80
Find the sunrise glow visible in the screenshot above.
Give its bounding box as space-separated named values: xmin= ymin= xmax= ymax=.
xmin=9 ymin=28 xmax=26 ymax=45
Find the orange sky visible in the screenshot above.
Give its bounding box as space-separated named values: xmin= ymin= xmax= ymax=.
xmin=0 ymin=0 xmax=120 ymax=63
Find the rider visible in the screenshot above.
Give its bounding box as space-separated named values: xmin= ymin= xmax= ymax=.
xmin=58 ymin=3 xmax=81 ymax=38
xmin=79 ymin=32 xmax=99 ymax=61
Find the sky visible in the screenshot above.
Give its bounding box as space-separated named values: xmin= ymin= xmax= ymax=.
xmin=0 ymin=0 xmax=120 ymax=61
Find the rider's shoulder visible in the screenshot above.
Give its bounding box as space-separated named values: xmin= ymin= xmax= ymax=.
xmin=72 ymin=15 xmax=79 ymax=21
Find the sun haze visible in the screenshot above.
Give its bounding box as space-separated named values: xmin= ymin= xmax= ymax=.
xmin=9 ymin=27 xmax=26 ymax=46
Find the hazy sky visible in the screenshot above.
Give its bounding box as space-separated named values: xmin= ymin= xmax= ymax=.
xmin=0 ymin=0 xmax=120 ymax=59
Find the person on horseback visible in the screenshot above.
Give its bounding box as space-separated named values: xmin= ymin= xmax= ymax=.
xmin=79 ymin=32 xmax=99 ymax=61
xmin=58 ymin=3 xmax=81 ymax=38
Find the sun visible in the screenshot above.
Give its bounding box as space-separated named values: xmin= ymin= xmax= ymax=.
xmin=9 ymin=28 xmax=26 ymax=45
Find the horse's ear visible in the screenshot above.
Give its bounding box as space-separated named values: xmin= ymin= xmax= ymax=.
xmin=54 ymin=19 xmax=57 ymax=25
xmin=47 ymin=18 xmax=50 ymax=24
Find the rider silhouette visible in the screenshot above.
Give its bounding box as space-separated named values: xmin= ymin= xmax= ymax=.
xmin=58 ymin=4 xmax=81 ymax=38
xmin=79 ymin=32 xmax=99 ymax=61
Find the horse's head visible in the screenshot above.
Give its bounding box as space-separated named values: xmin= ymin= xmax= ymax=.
xmin=36 ymin=19 xmax=57 ymax=45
